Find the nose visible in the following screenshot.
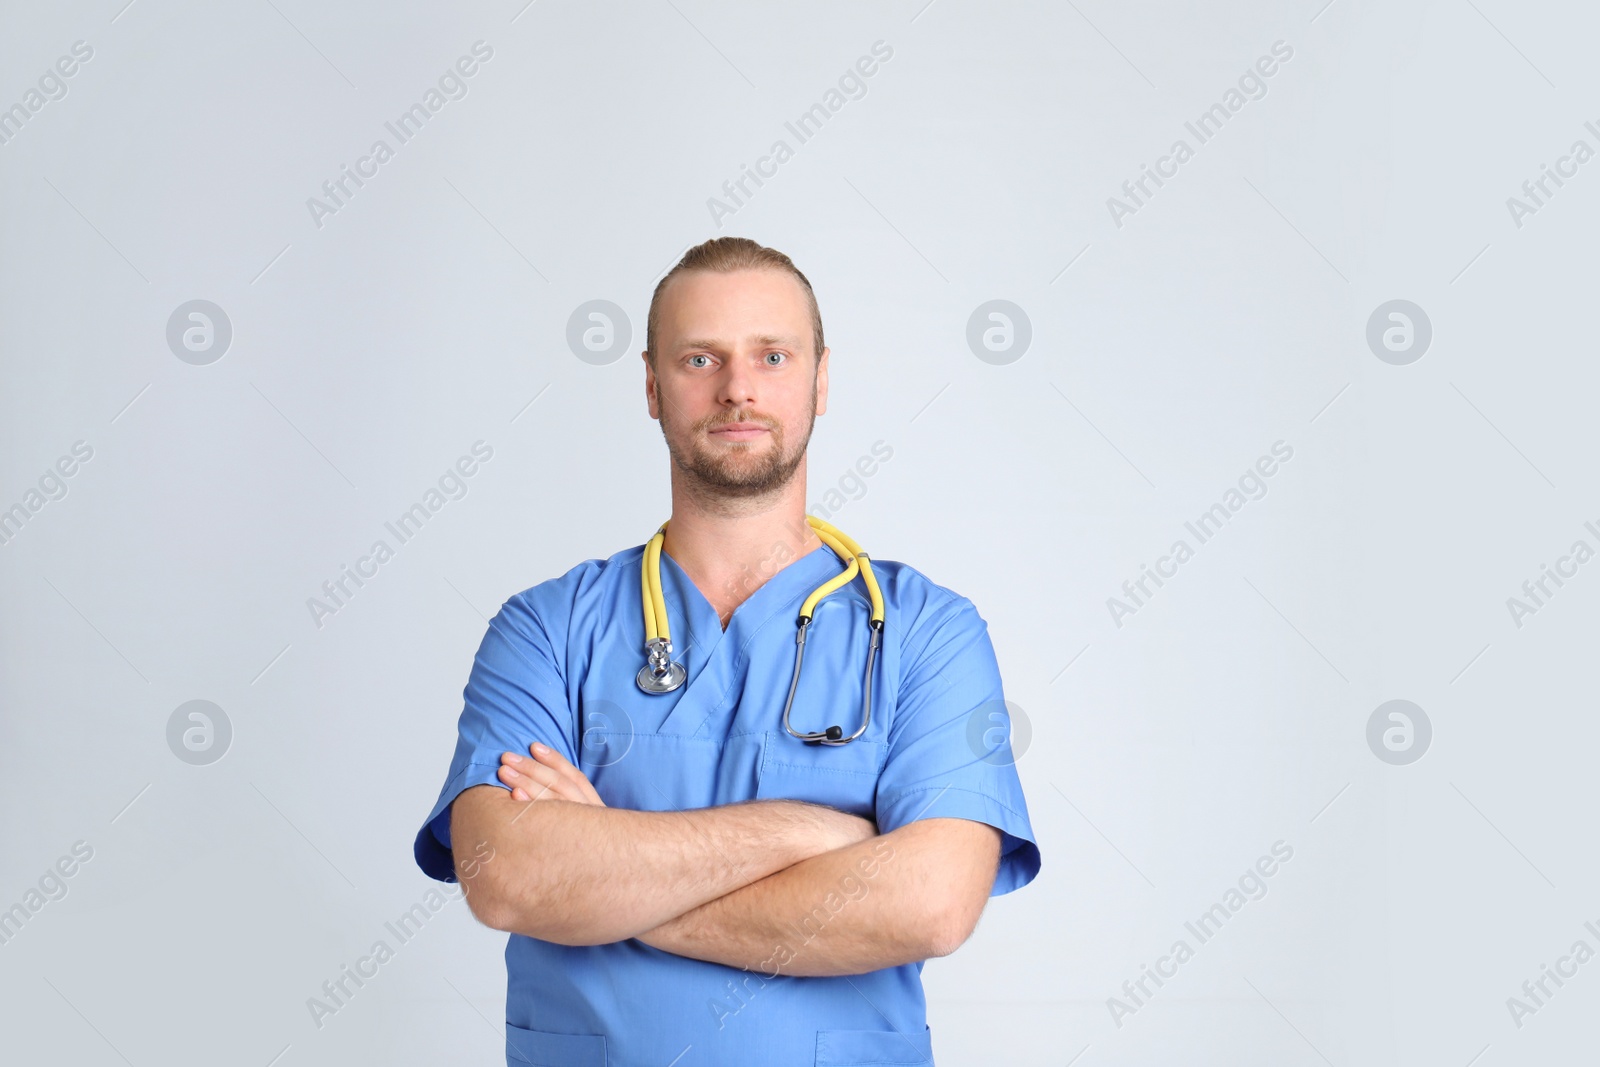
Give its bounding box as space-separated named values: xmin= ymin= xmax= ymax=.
xmin=715 ymin=352 xmax=759 ymax=409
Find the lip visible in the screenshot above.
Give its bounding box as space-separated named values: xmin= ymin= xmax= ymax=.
xmin=710 ymin=422 xmax=769 ymax=440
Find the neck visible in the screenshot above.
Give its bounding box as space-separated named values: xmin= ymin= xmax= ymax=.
xmin=659 ymin=459 xmax=822 ymax=624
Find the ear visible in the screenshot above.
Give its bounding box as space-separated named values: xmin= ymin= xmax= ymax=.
xmin=814 ymin=346 xmax=830 ymax=417
xmin=643 ymin=350 xmax=661 ymax=420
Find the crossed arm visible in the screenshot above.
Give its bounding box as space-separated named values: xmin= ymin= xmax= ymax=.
xmin=447 ymin=743 xmax=1003 ymax=977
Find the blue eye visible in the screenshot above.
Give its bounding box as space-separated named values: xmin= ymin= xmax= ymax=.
xmin=689 ymin=355 xmax=710 ymax=368
xmin=764 ymin=351 xmax=786 ymax=366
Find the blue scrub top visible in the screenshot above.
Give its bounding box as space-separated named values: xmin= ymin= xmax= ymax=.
xmin=414 ymin=539 xmax=1041 ymax=1067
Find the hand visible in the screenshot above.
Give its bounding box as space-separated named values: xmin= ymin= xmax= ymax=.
xmin=498 ymin=743 xmax=606 ymax=807
xmin=810 ymin=806 xmax=878 ymax=853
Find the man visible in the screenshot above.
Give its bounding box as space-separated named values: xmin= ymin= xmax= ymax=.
xmin=414 ymin=236 xmax=1041 ymax=1066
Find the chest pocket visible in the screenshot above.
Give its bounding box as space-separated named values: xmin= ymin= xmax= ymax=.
xmin=754 ymin=730 xmax=886 ymax=820
xmin=583 ymin=732 xmax=723 ymax=812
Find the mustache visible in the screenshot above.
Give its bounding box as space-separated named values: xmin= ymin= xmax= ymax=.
xmin=702 ymin=413 xmax=777 ymax=431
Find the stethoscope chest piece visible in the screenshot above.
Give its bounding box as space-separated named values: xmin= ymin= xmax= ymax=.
xmin=636 ymin=660 xmax=686 ymax=694
xmin=636 ymin=636 xmax=686 ymax=694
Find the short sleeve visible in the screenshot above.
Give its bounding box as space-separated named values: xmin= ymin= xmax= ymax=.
xmin=412 ymin=590 xmax=577 ymax=882
xmin=874 ymin=597 xmax=1041 ymax=896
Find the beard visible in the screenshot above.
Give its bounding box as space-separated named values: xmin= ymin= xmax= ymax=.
xmin=660 ymin=392 xmax=816 ymax=497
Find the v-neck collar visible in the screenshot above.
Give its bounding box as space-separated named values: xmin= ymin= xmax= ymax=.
xmin=655 ymin=540 xmax=843 ymax=661
xmin=639 ymin=540 xmax=851 ymax=739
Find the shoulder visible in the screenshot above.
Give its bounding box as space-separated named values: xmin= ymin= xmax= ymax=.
xmin=865 ymin=556 xmax=988 ymax=657
xmin=495 ymin=544 xmax=645 ymax=639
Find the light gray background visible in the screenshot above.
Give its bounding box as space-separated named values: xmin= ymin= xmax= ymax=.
xmin=2 ymin=0 xmax=1596 ymax=1064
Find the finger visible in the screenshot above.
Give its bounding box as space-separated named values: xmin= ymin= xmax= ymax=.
xmin=530 ymin=743 xmax=606 ymax=806
xmin=527 ymin=743 xmax=587 ymax=783
xmin=500 ymin=765 xmax=566 ymax=802
xmin=528 ymin=743 xmax=605 ymax=797
xmin=502 ymin=761 xmax=601 ymax=807
xmin=501 ymin=751 xmax=585 ymax=803
xmin=497 ymin=759 xmax=578 ymax=802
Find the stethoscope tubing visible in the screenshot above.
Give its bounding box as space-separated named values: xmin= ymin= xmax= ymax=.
xmin=636 ymin=516 xmax=884 ymax=746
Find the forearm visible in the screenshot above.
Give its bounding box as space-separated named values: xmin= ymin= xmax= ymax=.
xmin=455 ymin=788 xmax=856 ymax=945
xmin=635 ymin=819 xmax=998 ymax=976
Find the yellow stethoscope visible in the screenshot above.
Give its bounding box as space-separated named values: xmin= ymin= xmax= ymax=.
xmin=637 ymin=515 xmax=885 ymax=746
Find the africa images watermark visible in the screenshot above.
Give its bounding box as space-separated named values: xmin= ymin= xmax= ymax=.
xmin=0 ymin=439 xmax=94 ymax=548
xmin=720 ymin=440 xmax=895 ymax=605
xmin=305 ymin=41 xmax=494 ymax=229
xmin=0 ymin=840 xmax=95 ymax=948
xmin=707 ymin=40 xmax=894 ymax=226
xmin=1107 ymin=39 xmax=1295 ymax=229
xmin=0 ymin=39 xmax=95 ymax=148
xmin=305 ymin=840 xmax=494 ymax=1029
xmin=1504 ymin=118 xmax=1600 ymax=229
xmin=810 ymin=440 xmax=894 ymax=523
xmin=306 ymin=440 xmax=494 ymax=629
xmin=1505 ymin=917 xmax=1600 ymax=1030
xmin=1107 ymin=839 xmax=1294 ymax=1028
xmin=1107 ymin=440 xmax=1294 ymax=627
xmin=708 ymin=838 xmax=898 ymax=1029
xmin=1503 ymin=518 xmax=1600 ymax=629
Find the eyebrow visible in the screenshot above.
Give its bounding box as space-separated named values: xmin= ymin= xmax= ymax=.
xmin=677 ymin=334 xmax=802 ymax=352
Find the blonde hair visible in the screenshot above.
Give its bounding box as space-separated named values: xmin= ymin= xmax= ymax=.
xmin=646 ymin=237 xmax=824 ymax=366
